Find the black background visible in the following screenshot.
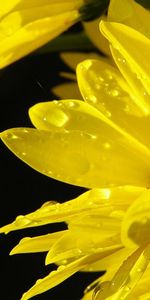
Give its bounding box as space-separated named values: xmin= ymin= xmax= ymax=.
xmin=0 ymin=30 xmax=100 ymax=299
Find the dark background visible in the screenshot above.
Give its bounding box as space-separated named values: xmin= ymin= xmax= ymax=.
xmin=0 ymin=29 xmax=100 ymax=299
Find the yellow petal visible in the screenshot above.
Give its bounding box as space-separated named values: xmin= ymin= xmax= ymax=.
xmin=83 ymin=248 xmax=131 ymax=272
xmin=121 ymin=189 xmax=150 ymax=248
xmin=52 ymin=82 xmax=82 ymax=100
xmin=108 ymin=0 xmax=150 ymax=38
xmin=83 ymin=15 xmax=111 ymax=56
xmin=60 ymin=51 xmax=100 ymax=72
xmin=46 ymin=231 xmax=121 ymax=265
xmin=1 ymin=124 xmax=150 ymax=188
xmin=29 ymin=99 xmax=108 ymax=133
xmin=0 ymin=186 xmax=144 ymax=233
xmin=21 ymin=246 xmax=121 ymax=300
xmin=0 ymin=0 xmax=83 ymax=17
xmin=93 ymin=245 xmax=150 ymax=300
xmin=100 ymin=21 xmax=150 ymax=116
xmin=129 ymin=267 xmax=150 ymax=298
xmin=77 ymin=58 xmax=150 ymax=149
xmin=0 ymin=10 xmax=79 ymax=68
xmin=0 ymin=186 xmax=144 ymax=234
xmin=10 ymin=230 xmax=66 ymax=254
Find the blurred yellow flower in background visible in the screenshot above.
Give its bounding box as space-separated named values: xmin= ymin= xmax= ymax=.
xmin=0 ymin=0 xmax=82 ymax=68
xmin=1 ymin=0 xmax=150 ymax=299
xmin=0 ymin=0 xmax=110 ymax=69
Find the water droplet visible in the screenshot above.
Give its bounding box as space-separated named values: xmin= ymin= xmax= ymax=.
xmin=22 ymin=152 xmax=26 ymax=156
xmin=103 ymin=142 xmax=111 ymax=149
xmin=58 ymin=265 xmax=66 ymax=271
xmin=117 ymin=57 xmax=126 ymax=64
xmin=95 ymin=83 xmax=101 ymax=90
xmin=36 ymin=278 xmax=43 ymax=285
xmin=125 ymin=286 xmax=131 ymax=292
xmin=111 ymin=89 xmax=120 ymax=97
xmin=89 ymin=95 xmax=97 ymax=104
xmin=23 ymin=129 xmax=29 ymax=133
xmin=66 ymin=101 xmax=79 ymax=108
xmin=41 ymin=201 xmax=58 ymax=208
xmin=47 ymin=170 xmax=53 ymax=175
xmin=44 ymin=108 xmax=69 ymax=127
xmin=15 ymin=215 xmax=31 ymax=227
xmin=98 ymin=76 xmax=104 ymax=82
xmin=6 ymin=132 xmax=19 ymax=139
xmin=105 ymin=110 xmax=112 ymax=118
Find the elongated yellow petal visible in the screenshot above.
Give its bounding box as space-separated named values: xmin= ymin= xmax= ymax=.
xmin=1 ymin=124 xmax=150 ymax=188
xmin=121 ymin=189 xmax=150 ymax=248
xmin=83 ymin=15 xmax=111 ymax=56
xmin=60 ymin=51 xmax=100 ymax=71
xmin=0 ymin=0 xmax=83 ymax=17
xmin=29 ymin=100 xmax=103 ymax=133
xmin=77 ymin=58 xmax=150 ymax=149
xmin=100 ymin=21 xmax=150 ymax=116
xmin=46 ymin=232 xmax=122 ymax=264
xmin=0 ymin=186 xmax=144 ymax=233
xmin=108 ymin=0 xmax=150 ymax=38
xmin=128 ymin=267 xmax=150 ymax=298
xmin=83 ymin=248 xmax=131 ymax=272
xmin=21 ymin=246 xmax=121 ymax=300
xmin=52 ymin=82 xmax=82 ymax=100
xmin=0 ymin=10 xmax=79 ymax=68
xmin=10 ymin=230 xmax=66 ymax=254
xmin=94 ymin=245 xmax=150 ymax=300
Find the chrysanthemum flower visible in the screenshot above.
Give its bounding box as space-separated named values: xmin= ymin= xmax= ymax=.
xmin=0 ymin=0 xmax=110 ymax=69
xmin=1 ymin=0 xmax=150 ymax=299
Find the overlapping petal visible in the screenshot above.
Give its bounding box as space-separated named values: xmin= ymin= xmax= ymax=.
xmin=100 ymin=21 xmax=150 ymax=115
xmin=108 ymin=0 xmax=150 ymax=38
xmin=93 ymin=245 xmax=150 ymax=300
xmin=0 ymin=0 xmax=83 ymax=68
xmin=1 ymin=1 xmax=150 ymax=299
xmin=77 ymin=58 xmax=150 ymax=148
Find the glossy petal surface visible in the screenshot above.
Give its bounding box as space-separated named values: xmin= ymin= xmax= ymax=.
xmin=94 ymin=245 xmax=150 ymax=300
xmin=1 ymin=124 xmax=150 ymax=188
xmin=21 ymin=246 xmax=121 ymax=300
xmin=100 ymin=21 xmax=150 ymax=115
xmin=121 ymin=189 xmax=150 ymax=248
xmin=77 ymin=58 xmax=150 ymax=149
xmin=108 ymin=0 xmax=150 ymax=38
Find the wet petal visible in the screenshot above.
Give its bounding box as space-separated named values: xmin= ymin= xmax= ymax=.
xmin=46 ymin=230 xmax=121 ymax=264
xmin=93 ymin=245 xmax=150 ymax=300
xmin=21 ymin=246 xmax=121 ymax=300
xmin=121 ymin=189 xmax=150 ymax=248
xmin=100 ymin=21 xmax=150 ymax=116
xmin=10 ymin=230 xmax=66 ymax=254
xmin=77 ymin=58 xmax=150 ymax=149
xmin=29 ymin=100 xmax=103 ymax=133
xmin=0 ymin=0 xmax=82 ymax=17
xmin=0 ymin=10 xmax=79 ymax=68
xmin=78 ymin=57 xmax=150 ymax=146
xmin=129 ymin=267 xmax=150 ymax=298
xmin=1 ymin=126 xmax=150 ymax=188
xmin=83 ymin=248 xmax=131 ymax=272
xmin=0 ymin=186 xmax=144 ymax=233
xmin=108 ymin=0 xmax=150 ymax=38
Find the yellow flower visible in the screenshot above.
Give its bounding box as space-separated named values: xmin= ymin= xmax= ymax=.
xmin=1 ymin=0 xmax=150 ymax=299
xmin=0 ymin=0 xmax=85 ymax=68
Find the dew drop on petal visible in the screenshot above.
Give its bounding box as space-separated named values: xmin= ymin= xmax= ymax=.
xmin=57 ymin=265 xmax=66 ymax=271
xmin=15 ymin=215 xmax=31 ymax=227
